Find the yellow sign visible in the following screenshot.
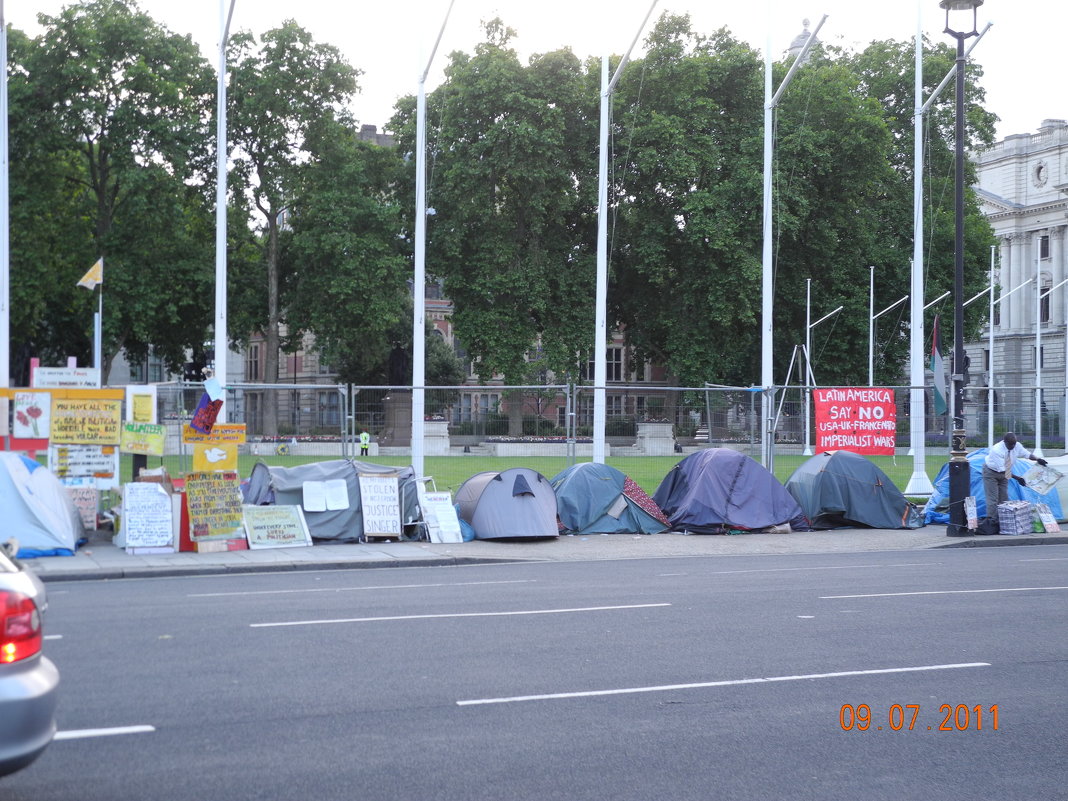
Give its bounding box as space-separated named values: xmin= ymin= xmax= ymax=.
xmin=185 ymin=472 xmax=244 ymax=540
xmin=182 ymin=423 xmax=247 ymax=444
xmin=49 ymin=398 xmax=122 ymax=445
xmin=192 ymin=441 xmax=239 ymax=472
xmin=132 ymin=394 xmax=153 ymax=423
xmin=120 ymin=422 xmax=166 ymax=456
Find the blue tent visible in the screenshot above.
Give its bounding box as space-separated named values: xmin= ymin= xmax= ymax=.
xmin=550 ymin=463 xmax=668 ymax=535
xmin=924 ymin=447 xmax=1062 ymax=524
xmin=652 ymin=449 xmax=811 ymax=533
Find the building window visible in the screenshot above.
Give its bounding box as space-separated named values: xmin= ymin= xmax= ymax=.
xmin=1039 ymin=235 xmax=1050 ymax=260
xmin=606 ymin=395 xmax=623 ymax=417
xmin=318 ymin=391 xmax=340 ymax=427
xmin=983 ymin=349 xmax=990 ymax=372
xmin=607 ymin=347 xmax=623 ymax=382
xmin=992 ymin=300 xmax=1000 ymax=327
xmin=1034 ymin=346 xmax=1044 ymax=369
xmin=1041 ymin=279 xmax=1051 ymax=324
xmin=246 ymin=344 xmax=260 ymax=381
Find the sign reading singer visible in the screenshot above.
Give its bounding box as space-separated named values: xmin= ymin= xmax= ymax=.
xmin=813 ymin=388 xmax=896 ymax=456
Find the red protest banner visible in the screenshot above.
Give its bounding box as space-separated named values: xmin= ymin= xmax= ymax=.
xmin=813 ymin=388 xmax=896 ymax=455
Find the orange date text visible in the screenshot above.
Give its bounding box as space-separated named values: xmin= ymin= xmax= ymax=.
xmin=839 ymin=704 xmax=999 ymax=732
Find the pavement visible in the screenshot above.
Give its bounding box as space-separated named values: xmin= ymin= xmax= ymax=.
xmin=22 ymin=525 xmax=1068 ymax=582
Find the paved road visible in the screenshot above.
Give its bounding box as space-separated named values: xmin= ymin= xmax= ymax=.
xmin=5 ymin=547 xmax=1066 ymax=800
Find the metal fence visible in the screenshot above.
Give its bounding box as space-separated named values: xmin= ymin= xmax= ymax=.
xmin=131 ymin=381 xmax=1063 ymax=497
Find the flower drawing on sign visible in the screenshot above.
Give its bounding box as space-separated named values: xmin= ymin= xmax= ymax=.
xmin=26 ymin=405 xmax=43 ymax=437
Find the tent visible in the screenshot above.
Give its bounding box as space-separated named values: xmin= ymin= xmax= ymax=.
xmin=244 ymin=459 xmax=419 ymax=542
xmin=652 ymin=448 xmax=811 ymax=533
xmin=455 ymin=468 xmax=558 ymax=539
xmin=0 ymin=453 xmax=84 ymax=557
xmin=785 ymin=450 xmax=921 ymax=529
xmin=924 ymin=447 xmax=1063 ymax=524
xmin=550 ymin=462 xmax=668 ymax=535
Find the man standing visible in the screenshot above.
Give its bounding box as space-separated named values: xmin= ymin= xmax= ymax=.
xmin=359 ymin=429 xmax=370 ymax=457
xmin=982 ymin=432 xmax=1047 ymax=517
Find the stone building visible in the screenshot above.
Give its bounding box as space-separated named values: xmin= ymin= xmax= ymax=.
xmin=971 ymin=118 xmax=1068 ymax=443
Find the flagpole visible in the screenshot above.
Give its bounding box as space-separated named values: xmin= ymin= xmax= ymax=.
xmin=94 ymin=280 xmax=102 ymax=385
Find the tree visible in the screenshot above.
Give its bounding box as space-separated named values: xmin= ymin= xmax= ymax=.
xmin=226 ymin=21 xmax=359 ymax=434
xmin=18 ymin=0 xmax=217 ymax=381
xmin=390 ymin=19 xmax=596 ymax=387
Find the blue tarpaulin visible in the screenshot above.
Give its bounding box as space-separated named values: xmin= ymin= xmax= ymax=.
xmin=924 ymin=447 xmax=1062 ymax=524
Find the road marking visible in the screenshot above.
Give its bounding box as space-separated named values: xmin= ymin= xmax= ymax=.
xmin=821 ymin=586 xmax=1068 ymax=599
xmin=190 ymin=579 xmax=535 ymax=598
xmin=456 ymin=662 xmax=991 ymax=706
xmin=1018 ymin=557 xmax=1068 ymax=562
xmin=708 ymin=563 xmax=936 ymax=575
xmin=252 ymin=603 xmax=671 ymax=628
xmin=55 ymin=725 xmax=156 ymax=741
xmin=44 ymin=634 xmax=62 ymax=640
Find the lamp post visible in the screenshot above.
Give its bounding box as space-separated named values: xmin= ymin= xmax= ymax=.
xmin=942 ymin=0 xmax=983 ymax=537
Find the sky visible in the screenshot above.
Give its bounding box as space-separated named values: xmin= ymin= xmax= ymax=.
xmin=9 ymin=0 xmax=1068 ymax=141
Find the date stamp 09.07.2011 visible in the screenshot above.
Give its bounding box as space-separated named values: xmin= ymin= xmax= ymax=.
xmin=839 ymin=704 xmax=999 ymax=732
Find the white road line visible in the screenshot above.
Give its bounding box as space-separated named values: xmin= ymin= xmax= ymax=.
xmin=44 ymin=634 xmax=62 ymax=640
xmin=821 ymin=586 xmax=1068 ymax=599
xmin=1019 ymin=557 xmax=1068 ymax=562
xmin=55 ymin=725 xmax=156 ymax=741
xmin=456 ymin=662 xmax=991 ymax=706
xmin=251 ymin=603 xmax=671 ymax=628
xmin=190 ymin=579 xmax=535 ymax=598
xmin=708 ymin=563 xmax=936 ymax=575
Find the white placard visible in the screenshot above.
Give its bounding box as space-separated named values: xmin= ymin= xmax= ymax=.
xmin=61 ymin=477 xmax=99 ymax=529
xmin=48 ymin=443 xmax=120 ymax=490
xmin=243 ymin=505 xmax=313 ymax=549
xmin=1022 ymin=464 xmax=1065 ymax=496
xmin=418 ymin=488 xmax=463 ymax=544
xmin=32 ymin=366 xmax=100 ymax=389
xmin=302 ymin=479 xmax=350 ymax=512
xmin=122 ymin=482 xmax=174 ymax=549
xmin=358 ymin=474 xmax=401 ymax=537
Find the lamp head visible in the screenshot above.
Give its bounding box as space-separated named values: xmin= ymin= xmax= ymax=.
xmin=940 ymin=0 xmax=984 ymax=37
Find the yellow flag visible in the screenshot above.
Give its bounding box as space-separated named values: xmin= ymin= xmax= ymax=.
xmin=77 ymin=258 xmax=103 ymax=290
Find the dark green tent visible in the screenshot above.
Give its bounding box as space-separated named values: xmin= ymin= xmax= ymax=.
xmin=785 ymin=451 xmax=919 ymax=530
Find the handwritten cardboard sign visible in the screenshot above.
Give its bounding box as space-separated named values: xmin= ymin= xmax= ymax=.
xmin=243 ymin=505 xmax=312 ymax=549
xmin=122 ymin=482 xmax=174 ymax=549
xmin=182 ymin=423 xmax=247 ymax=444
xmin=32 ymin=367 xmax=100 ymax=389
xmin=358 ymin=474 xmax=401 ymax=537
xmin=61 ymin=477 xmax=99 ymax=530
xmin=185 ymin=471 xmax=245 ymax=540
xmin=813 ymin=388 xmax=896 ymax=456
xmin=48 ymin=443 xmax=120 ymax=490
xmin=49 ymin=398 xmax=122 ymax=444
xmin=120 ymin=422 xmax=166 ymax=456
xmin=13 ymin=391 xmax=50 ymax=439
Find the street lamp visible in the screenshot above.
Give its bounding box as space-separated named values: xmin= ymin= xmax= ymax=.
xmin=941 ymin=0 xmax=983 ymax=537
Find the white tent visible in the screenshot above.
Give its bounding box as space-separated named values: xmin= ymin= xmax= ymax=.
xmin=1 ymin=452 xmax=84 ymax=557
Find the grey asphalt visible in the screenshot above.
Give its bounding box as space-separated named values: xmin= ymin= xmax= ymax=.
xmin=24 ymin=525 xmax=1068 ymax=582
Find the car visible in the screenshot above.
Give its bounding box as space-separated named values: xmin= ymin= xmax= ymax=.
xmin=0 ymin=538 xmax=59 ymax=778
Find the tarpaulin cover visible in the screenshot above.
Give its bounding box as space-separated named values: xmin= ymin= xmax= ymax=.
xmin=923 ymin=447 xmax=1063 ymax=523
xmin=652 ymin=449 xmax=811 ymax=533
xmin=550 ymin=462 xmax=668 ymax=535
xmin=786 ymin=450 xmax=921 ymax=529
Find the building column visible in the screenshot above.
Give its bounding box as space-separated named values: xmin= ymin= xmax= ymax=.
xmin=1009 ymin=232 xmax=1027 ymax=331
xmin=1052 ymin=226 xmax=1066 ymax=336
xmin=997 ymin=235 xmax=1011 ymax=333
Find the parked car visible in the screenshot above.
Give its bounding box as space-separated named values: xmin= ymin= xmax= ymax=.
xmin=0 ymin=538 xmax=59 ymax=778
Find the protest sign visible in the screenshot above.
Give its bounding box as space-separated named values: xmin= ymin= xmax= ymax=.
xmin=48 ymin=443 xmax=120 ymax=489
xmin=185 ymin=471 xmax=245 ymax=540
xmin=358 ymin=474 xmax=401 ymax=538
xmin=120 ymin=422 xmax=166 ymax=456
xmin=813 ymin=388 xmax=896 ymax=455
xmin=61 ymin=477 xmax=99 ymax=529
xmin=13 ymin=391 xmax=50 ymax=439
xmin=49 ymin=397 xmax=122 ymax=444
xmin=122 ymin=482 xmax=174 ymax=550
xmin=243 ymin=505 xmax=312 ymax=549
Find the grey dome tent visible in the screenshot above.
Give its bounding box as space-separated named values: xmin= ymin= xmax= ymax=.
xmin=0 ymin=453 xmax=84 ymax=558
xmin=785 ymin=450 xmax=921 ymax=529
xmin=455 ymin=468 xmax=558 ymax=539
xmin=652 ymin=448 xmax=811 ymax=533
xmin=550 ymin=462 xmax=668 ymax=535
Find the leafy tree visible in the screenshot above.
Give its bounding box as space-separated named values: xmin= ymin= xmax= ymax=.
xmin=226 ymin=21 xmax=359 ymax=433
xmin=390 ymin=19 xmax=596 ymax=387
xmin=17 ymin=0 xmax=217 ymax=381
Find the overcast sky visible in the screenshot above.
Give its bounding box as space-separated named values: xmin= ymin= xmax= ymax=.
xmin=10 ymin=0 xmax=1067 ymax=141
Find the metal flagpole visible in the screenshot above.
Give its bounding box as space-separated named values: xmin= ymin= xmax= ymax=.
xmin=0 ymin=0 xmax=8 ymax=389
xmin=215 ymin=0 xmax=236 ymax=419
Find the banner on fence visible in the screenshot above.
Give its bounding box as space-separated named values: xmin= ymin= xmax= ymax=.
xmin=813 ymin=388 xmax=896 ymax=456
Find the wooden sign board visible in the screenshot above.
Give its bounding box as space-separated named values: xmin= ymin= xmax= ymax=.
xmin=48 ymin=444 xmax=120 ymax=490
xmin=49 ymin=398 xmax=122 ymax=444
xmin=358 ymin=474 xmax=402 ymax=539
xmin=185 ymin=471 xmax=245 ymax=541
xmin=417 ymin=486 xmax=463 ymax=543
xmin=122 ymin=482 xmax=174 ymax=550
xmin=243 ymin=505 xmax=312 ymax=549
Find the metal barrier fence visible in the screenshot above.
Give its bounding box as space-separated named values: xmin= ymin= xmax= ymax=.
xmin=131 ymin=381 xmax=1066 ymax=497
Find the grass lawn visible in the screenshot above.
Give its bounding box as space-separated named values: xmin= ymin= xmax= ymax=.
xmin=122 ymin=451 xmax=946 ymax=498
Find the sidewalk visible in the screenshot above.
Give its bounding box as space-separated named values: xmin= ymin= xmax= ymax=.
xmin=24 ymin=526 xmax=1068 ymax=582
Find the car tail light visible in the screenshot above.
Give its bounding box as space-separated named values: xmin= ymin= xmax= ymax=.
xmin=1 ymin=590 xmax=43 ymax=663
